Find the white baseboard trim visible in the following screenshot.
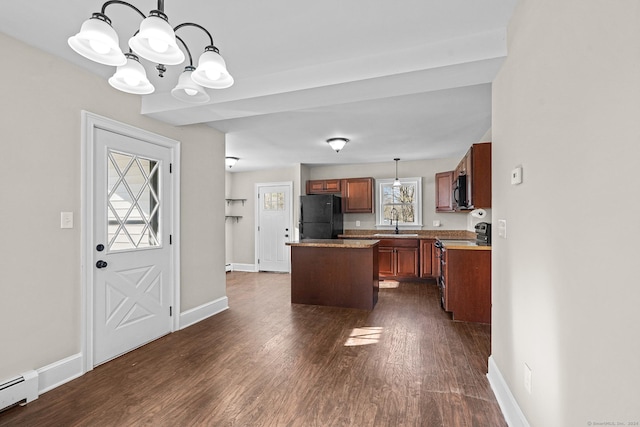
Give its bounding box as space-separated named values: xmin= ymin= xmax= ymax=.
xmin=232 ymin=263 xmax=257 ymax=272
xmin=487 ymin=355 xmax=530 ymax=427
xmin=179 ymin=296 xmax=229 ymax=330
xmin=37 ymin=353 xmax=84 ymax=395
xmin=225 ymin=263 xmax=232 ymax=272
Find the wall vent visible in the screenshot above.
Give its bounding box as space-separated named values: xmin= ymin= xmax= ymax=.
xmin=0 ymin=370 xmax=38 ymax=412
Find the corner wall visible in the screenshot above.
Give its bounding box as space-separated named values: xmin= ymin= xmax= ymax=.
xmin=491 ymin=1 xmax=640 ymax=425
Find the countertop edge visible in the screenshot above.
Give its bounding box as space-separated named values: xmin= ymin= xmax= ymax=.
xmin=286 ymin=239 xmax=380 ymax=248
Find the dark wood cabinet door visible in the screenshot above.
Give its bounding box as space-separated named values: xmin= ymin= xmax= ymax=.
xmin=324 ymin=179 xmax=342 ymax=193
xmin=419 ymin=239 xmax=435 ymax=278
xmin=378 ymin=247 xmax=394 ymax=277
xmin=342 ymin=178 xmax=374 ymax=213
xmin=306 ymin=179 xmax=342 ymax=194
xmin=395 ymin=247 xmax=418 ymax=277
xmin=435 ymin=171 xmax=454 ymax=212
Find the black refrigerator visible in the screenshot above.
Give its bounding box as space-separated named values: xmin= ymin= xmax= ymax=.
xmin=299 ymin=194 xmax=343 ymax=239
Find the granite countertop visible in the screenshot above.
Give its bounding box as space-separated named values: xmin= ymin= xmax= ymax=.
xmin=340 ymin=229 xmax=477 ymax=240
xmin=439 ymin=240 xmax=491 ymax=251
xmin=286 ymin=239 xmax=380 ymax=248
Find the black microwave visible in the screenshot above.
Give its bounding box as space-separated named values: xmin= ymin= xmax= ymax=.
xmin=453 ymin=173 xmax=468 ymax=209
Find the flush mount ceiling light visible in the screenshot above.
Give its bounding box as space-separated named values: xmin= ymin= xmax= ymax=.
xmin=68 ymin=0 xmax=233 ymax=103
xmin=225 ymin=156 xmax=239 ymax=168
xmin=326 ymin=137 xmax=349 ymax=153
xmin=393 ymin=158 xmax=402 ymax=187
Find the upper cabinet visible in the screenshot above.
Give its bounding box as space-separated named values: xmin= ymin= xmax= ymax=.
xmin=306 ymin=179 xmax=341 ymax=194
xmin=341 ymin=178 xmax=374 ymax=213
xmin=435 ymin=171 xmax=455 ymax=212
xmin=449 ymin=142 xmax=491 ymax=211
xmin=306 ymin=177 xmax=374 ymax=213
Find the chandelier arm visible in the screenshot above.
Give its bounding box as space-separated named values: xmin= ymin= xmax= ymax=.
xmin=173 ymin=22 xmax=215 ymax=47
xmin=175 ymin=35 xmax=193 ymax=66
xmin=100 ymin=0 xmax=147 ymax=19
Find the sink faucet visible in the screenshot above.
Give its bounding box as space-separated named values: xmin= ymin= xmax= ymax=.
xmin=391 ymin=208 xmax=399 ymax=234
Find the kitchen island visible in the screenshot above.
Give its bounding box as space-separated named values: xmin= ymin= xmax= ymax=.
xmin=286 ymin=239 xmax=379 ymax=310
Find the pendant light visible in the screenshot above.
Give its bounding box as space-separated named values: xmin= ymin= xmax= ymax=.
xmin=393 ymin=158 xmax=402 ymax=187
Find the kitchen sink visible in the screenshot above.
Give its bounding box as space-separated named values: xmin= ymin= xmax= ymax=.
xmin=373 ymin=233 xmax=419 ymax=237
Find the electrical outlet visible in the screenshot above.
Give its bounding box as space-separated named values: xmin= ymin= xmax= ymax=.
xmin=432 ymin=220 xmax=441 ymax=227
xmin=524 ymin=363 xmax=532 ymax=394
xmin=356 ymin=221 xmax=361 ymax=227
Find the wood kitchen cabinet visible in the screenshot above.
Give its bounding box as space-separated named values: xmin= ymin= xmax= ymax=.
xmin=306 ymin=179 xmax=341 ymax=194
xmin=452 ymin=142 xmax=491 ymax=210
xmin=442 ymin=247 xmax=491 ymax=323
xmin=435 ymin=171 xmax=454 ymax=212
xmin=419 ymin=239 xmax=438 ymax=278
xmin=378 ymin=238 xmax=419 ymax=279
xmin=341 ymin=177 xmax=374 ymax=213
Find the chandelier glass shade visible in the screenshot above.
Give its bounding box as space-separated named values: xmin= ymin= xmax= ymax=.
xmin=68 ymin=1 xmax=233 ymax=103
xmin=108 ymin=53 xmax=154 ymax=94
xmin=68 ymin=14 xmax=126 ymax=66
xmin=128 ymin=11 xmax=185 ymax=65
xmin=171 ymin=66 xmax=210 ymax=103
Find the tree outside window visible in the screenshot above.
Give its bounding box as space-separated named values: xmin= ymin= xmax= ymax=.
xmin=376 ymin=178 xmax=423 ymax=228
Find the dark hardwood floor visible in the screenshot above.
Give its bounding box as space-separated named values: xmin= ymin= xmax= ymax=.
xmin=0 ymin=272 xmax=506 ymax=427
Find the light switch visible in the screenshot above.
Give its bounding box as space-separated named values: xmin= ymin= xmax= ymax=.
xmin=511 ymin=167 xmax=523 ymax=185
xmin=498 ymin=219 xmax=507 ymax=238
xmin=61 ymin=212 xmax=73 ymax=229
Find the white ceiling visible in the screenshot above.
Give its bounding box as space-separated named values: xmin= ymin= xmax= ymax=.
xmin=0 ymin=0 xmax=517 ymax=172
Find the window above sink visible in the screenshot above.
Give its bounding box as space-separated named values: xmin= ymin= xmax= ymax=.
xmin=375 ymin=177 xmax=423 ymax=230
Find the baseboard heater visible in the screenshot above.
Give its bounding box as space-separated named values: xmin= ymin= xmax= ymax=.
xmin=0 ymin=370 xmax=38 ymax=412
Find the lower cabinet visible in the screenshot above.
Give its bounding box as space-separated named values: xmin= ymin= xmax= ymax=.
xmin=419 ymin=239 xmax=437 ymax=278
xmin=442 ymin=248 xmax=491 ymax=323
xmin=378 ymin=239 xmax=419 ymax=279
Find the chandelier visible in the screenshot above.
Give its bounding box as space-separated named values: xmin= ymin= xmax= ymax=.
xmin=68 ymin=0 xmax=233 ymax=104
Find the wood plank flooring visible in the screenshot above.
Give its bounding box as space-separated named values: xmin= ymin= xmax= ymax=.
xmin=0 ymin=272 xmax=506 ymax=427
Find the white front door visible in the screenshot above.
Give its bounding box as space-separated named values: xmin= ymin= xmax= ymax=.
xmin=92 ymin=127 xmax=174 ymax=366
xmin=257 ymin=183 xmax=292 ymax=272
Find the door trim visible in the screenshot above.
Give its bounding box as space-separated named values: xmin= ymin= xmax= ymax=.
xmin=254 ymin=181 xmax=294 ymax=272
xmin=81 ymin=111 xmax=181 ymax=373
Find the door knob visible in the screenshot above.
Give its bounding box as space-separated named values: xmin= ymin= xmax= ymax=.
xmin=96 ymin=260 xmax=108 ymax=269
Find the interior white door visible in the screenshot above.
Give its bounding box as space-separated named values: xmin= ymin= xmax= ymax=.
xmin=257 ymin=184 xmax=292 ymax=272
xmin=93 ymin=128 xmax=173 ymax=366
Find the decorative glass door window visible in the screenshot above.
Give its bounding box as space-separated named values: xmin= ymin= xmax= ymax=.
xmin=263 ymin=192 xmax=285 ymax=211
xmin=107 ymin=150 xmax=161 ymax=251
xmin=376 ymin=178 xmax=423 ymax=228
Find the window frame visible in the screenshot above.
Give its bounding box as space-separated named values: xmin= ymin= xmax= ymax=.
xmin=375 ymin=177 xmax=423 ymax=229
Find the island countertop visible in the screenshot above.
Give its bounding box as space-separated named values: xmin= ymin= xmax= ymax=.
xmin=286 ymin=239 xmax=379 ymax=248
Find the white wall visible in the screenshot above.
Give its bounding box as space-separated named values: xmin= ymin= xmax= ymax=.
xmin=228 ymin=166 xmax=301 ymax=265
xmin=0 ymin=32 xmax=226 ymax=380
xmin=492 ymin=1 xmax=640 ymax=425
